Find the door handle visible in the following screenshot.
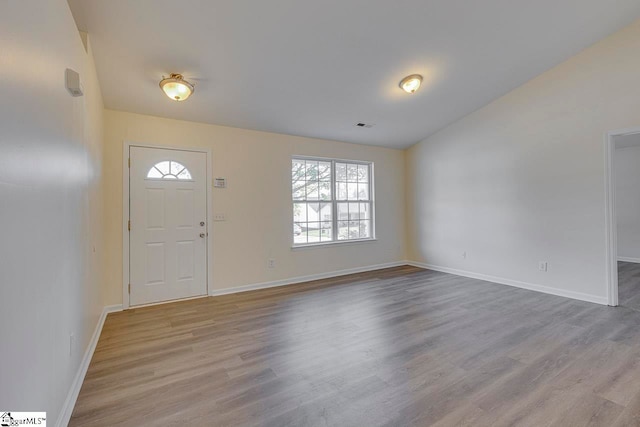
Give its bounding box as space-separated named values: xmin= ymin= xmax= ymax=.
xmin=199 ymin=233 xmax=206 ymax=238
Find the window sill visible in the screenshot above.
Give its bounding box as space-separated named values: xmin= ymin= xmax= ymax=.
xmin=291 ymin=238 xmax=377 ymax=251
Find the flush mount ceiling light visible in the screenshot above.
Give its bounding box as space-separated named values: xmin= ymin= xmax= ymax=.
xmin=399 ymin=74 xmax=423 ymax=94
xmin=159 ymin=73 xmax=194 ymax=101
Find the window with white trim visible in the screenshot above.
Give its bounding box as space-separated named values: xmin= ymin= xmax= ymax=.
xmin=292 ymin=157 xmax=374 ymax=246
xmin=147 ymin=161 xmax=192 ymax=180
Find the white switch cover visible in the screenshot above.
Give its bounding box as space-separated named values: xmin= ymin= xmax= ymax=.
xmin=213 ymin=214 xmax=226 ymax=221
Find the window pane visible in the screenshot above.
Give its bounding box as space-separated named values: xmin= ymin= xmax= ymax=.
xmin=337 ymin=221 xmax=349 ymax=240
xmin=359 ymin=203 xmax=370 ymax=220
xmin=293 ymin=187 xmax=305 ymax=200
xmin=305 ymin=161 xmax=319 ymax=181
xmin=292 ymin=159 xmax=305 ymax=179
xmin=348 ymin=221 xmax=360 ymax=239
xmin=358 ymin=183 xmax=369 ymax=200
xmin=321 ymin=221 xmax=333 ymax=242
xmin=294 ymin=224 xmax=308 ymax=244
xmin=293 ymin=203 xmax=307 ymax=222
xmin=337 ymin=202 xmax=349 ymax=221
xmin=358 ymin=164 xmax=369 ymax=182
xmin=347 ymin=182 xmax=358 ymax=200
xmin=155 ymin=161 xmax=170 ymax=175
xmin=319 ymin=182 xmax=331 ymax=200
xmin=307 ymin=222 xmax=321 ymax=243
xmin=147 ymin=167 xmax=163 ymax=178
xmin=170 ymin=161 xmax=184 ymax=175
xmin=359 ymin=220 xmax=371 ymax=239
xmin=318 ymin=161 xmax=331 ymax=181
xmin=320 ymin=202 xmax=332 ymax=221
xmin=348 ymin=202 xmax=359 ymax=220
xmin=347 ymin=164 xmax=358 ymax=181
xmin=337 ymin=182 xmax=347 ymax=200
xmin=176 ymin=168 xmax=192 ymax=179
xmin=304 ymin=180 xmax=320 ymax=200
xmin=307 ymin=203 xmax=320 ymax=222
xmin=307 ymin=187 xmax=320 ymax=200
xmin=336 ymin=163 xmax=347 ymax=181
xmin=306 ymin=181 xmax=320 ymax=200
xmin=292 ymin=160 xmax=306 ymax=199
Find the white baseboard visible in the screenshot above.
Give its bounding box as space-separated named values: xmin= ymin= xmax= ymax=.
xmin=208 ymin=261 xmax=408 ymax=297
xmin=407 ymin=261 xmax=608 ymax=306
xmin=56 ymin=304 xmax=123 ymax=427
xmin=618 ymin=256 xmax=640 ymax=264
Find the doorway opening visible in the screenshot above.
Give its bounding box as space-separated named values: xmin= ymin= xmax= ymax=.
xmin=605 ymin=128 xmax=640 ymax=308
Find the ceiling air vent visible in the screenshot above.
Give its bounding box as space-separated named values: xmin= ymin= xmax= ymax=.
xmin=356 ymin=122 xmax=374 ymax=128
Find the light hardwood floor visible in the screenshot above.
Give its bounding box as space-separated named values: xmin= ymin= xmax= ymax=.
xmin=70 ymin=266 xmax=640 ymax=426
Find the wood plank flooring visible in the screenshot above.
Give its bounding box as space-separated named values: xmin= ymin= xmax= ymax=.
xmin=619 ymin=261 xmax=640 ymax=311
xmin=70 ymin=266 xmax=640 ymax=426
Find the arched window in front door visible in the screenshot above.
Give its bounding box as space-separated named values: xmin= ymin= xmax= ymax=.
xmin=146 ymin=161 xmax=192 ymax=180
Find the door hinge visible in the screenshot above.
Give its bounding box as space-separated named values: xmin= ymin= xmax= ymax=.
xmin=128 ymin=158 xmax=131 ymax=168
xmin=128 ymin=283 xmax=131 ymax=294
xmin=128 ymin=220 xmax=131 ymax=231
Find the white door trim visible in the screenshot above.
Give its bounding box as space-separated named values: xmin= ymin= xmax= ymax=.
xmin=122 ymin=141 xmax=213 ymax=309
xmin=604 ymin=126 xmax=640 ymax=307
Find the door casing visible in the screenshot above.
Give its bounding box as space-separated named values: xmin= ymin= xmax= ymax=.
xmin=604 ymin=126 xmax=640 ymax=307
xmin=122 ymin=141 xmax=213 ymax=309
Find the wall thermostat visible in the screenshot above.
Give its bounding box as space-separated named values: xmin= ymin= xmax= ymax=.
xmin=213 ymin=177 xmax=226 ymax=188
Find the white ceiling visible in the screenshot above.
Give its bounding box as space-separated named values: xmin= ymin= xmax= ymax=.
xmin=69 ymin=0 xmax=640 ymax=149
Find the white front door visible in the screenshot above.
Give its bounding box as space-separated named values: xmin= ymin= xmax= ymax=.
xmin=129 ymin=146 xmax=208 ymax=306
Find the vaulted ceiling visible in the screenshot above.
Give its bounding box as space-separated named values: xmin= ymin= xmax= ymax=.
xmin=69 ymin=0 xmax=640 ymax=148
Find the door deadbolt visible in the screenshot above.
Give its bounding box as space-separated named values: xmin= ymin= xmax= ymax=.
xmin=200 ymin=221 xmax=205 ymax=226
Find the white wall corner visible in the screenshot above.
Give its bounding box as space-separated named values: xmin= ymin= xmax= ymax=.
xmin=406 ymin=261 xmax=608 ymax=306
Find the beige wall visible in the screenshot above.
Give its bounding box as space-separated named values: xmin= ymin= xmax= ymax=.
xmin=103 ymin=110 xmax=406 ymax=305
xmin=406 ymin=19 xmax=640 ymax=303
xmin=0 ymin=0 xmax=104 ymax=422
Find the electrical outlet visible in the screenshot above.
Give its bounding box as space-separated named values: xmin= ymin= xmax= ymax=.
xmin=69 ymin=333 xmax=75 ymax=357
xmin=462 ymin=251 xmax=467 ymax=259
xmin=268 ymin=259 xmax=276 ymax=269
xmin=538 ymin=261 xmax=548 ymax=272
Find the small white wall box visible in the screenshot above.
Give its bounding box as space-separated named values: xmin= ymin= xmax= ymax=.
xmin=214 ymin=178 xmax=226 ymax=188
xmin=65 ymin=68 xmax=84 ymax=97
